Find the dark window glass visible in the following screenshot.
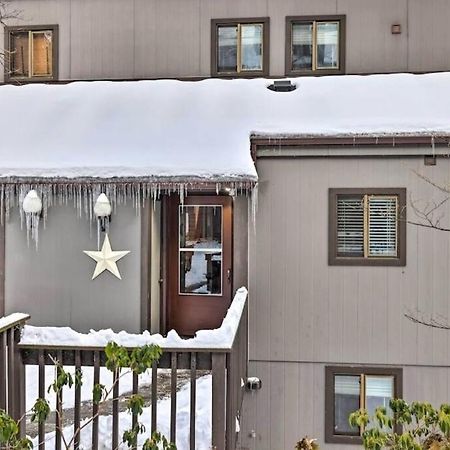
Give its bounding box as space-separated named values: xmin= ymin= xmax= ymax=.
xmin=241 ymin=24 xmax=263 ymax=71
xmin=334 ymin=375 xmax=361 ymax=435
xmin=316 ymin=22 xmax=339 ymax=69
xmin=179 ymin=206 xmax=222 ymax=295
xmin=218 ymin=26 xmax=238 ymax=72
xmin=10 ymin=32 xmax=29 ymax=77
xmin=291 ymin=23 xmax=313 ymax=70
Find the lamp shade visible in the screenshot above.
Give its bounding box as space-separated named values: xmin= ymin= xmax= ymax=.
xmin=22 ymin=190 xmax=43 ymax=214
xmin=94 ymin=193 xmax=112 ymax=218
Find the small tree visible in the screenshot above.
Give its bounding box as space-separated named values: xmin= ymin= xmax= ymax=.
xmin=350 ymin=399 xmax=450 ymax=450
xmin=0 ymin=342 xmax=176 ymax=450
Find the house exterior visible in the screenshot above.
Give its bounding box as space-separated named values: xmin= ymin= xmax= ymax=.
xmin=2 ymin=1 xmax=450 ymax=449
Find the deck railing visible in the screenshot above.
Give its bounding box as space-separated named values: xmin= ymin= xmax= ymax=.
xmin=0 ymin=291 xmax=248 ymax=450
xmin=0 ymin=312 xmax=30 ymax=427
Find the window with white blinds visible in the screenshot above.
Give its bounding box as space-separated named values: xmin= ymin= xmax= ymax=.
xmin=325 ymin=366 xmax=402 ymax=443
xmin=288 ymin=16 xmax=344 ymax=73
xmin=336 ymin=194 xmax=399 ymax=259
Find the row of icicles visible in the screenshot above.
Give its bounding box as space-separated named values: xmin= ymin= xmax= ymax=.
xmin=22 ymin=190 xmax=112 ymax=248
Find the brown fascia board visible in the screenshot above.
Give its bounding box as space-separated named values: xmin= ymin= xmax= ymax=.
xmin=250 ymin=134 xmax=450 ymax=160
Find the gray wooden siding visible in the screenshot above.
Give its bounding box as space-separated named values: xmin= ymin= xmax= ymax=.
xmin=242 ymin=154 xmax=450 ymax=448
xmin=241 ymin=361 xmax=450 ymax=450
xmin=2 ymin=0 xmax=450 ymax=81
xmin=249 ymin=156 xmax=450 ymax=368
xmin=4 ymin=203 xmax=142 ymax=332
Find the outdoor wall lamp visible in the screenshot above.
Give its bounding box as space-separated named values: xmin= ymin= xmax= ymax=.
xmin=94 ymin=193 xmax=112 ymax=231
xmin=246 ymin=376 xmax=262 ymax=391
xmin=22 ymin=189 xmax=43 ymax=215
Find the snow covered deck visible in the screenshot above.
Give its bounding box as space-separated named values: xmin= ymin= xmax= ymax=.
xmin=1 ymin=288 xmax=249 ymax=450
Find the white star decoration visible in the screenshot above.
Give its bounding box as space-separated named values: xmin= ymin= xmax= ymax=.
xmin=83 ymin=234 xmax=130 ymax=280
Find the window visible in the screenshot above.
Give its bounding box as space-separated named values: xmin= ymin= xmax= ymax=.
xmin=211 ymin=18 xmax=269 ymax=76
xmin=5 ymin=25 xmax=58 ymax=81
xmin=179 ymin=205 xmax=223 ymax=295
xmin=285 ymin=16 xmax=345 ymax=75
xmin=329 ymin=188 xmax=406 ymax=266
xmin=325 ymin=366 xmax=403 ymax=444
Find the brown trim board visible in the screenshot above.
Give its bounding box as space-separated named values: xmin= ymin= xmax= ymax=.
xmin=251 ymin=135 xmax=450 ymax=160
xmin=140 ymin=199 xmax=152 ymax=331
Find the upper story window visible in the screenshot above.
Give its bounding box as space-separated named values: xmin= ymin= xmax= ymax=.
xmin=5 ymin=25 xmax=58 ymax=81
xmin=325 ymin=366 xmax=403 ymax=444
xmin=286 ymin=15 xmax=345 ymax=76
xmin=329 ymin=188 xmax=406 ymax=266
xmin=211 ymin=18 xmax=269 ymax=77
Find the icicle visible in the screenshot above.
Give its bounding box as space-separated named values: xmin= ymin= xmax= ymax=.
xmin=431 ymin=135 xmax=436 ymax=157
xmin=250 ymin=183 xmax=259 ymax=232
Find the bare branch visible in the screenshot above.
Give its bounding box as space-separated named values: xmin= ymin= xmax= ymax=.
xmin=404 ymin=310 xmax=450 ymax=330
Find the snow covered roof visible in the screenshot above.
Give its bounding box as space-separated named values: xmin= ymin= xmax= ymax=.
xmin=1 ymin=72 xmax=450 ymax=183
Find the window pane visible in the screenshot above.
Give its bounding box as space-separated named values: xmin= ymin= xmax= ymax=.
xmin=241 ymin=24 xmax=263 ymax=71
xmin=365 ymin=376 xmax=394 ymax=427
xmin=179 ymin=206 xmax=222 ymax=249
xmin=334 ymin=375 xmax=361 ymax=435
xmin=291 ymin=23 xmax=313 ymax=70
xmin=368 ymin=197 xmax=398 ymax=257
xmin=179 ymin=205 xmax=222 ymax=295
xmin=316 ymin=22 xmax=339 ymax=69
xmin=32 ymin=31 xmax=53 ymax=77
xmin=180 ymin=251 xmax=222 ymax=295
xmin=218 ymin=26 xmax=237 ymax=72
xmin=10 ymin=32 xmax=29 ymax=77
xmin=337 ymin=196 xmax=364 ymax=257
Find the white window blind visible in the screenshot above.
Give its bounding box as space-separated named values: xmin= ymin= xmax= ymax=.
xmin=337 ymin=196 xmax=364 ymax=256
xmin=336 ymin=194 xmax=399 ymax=259
xmin=368 ymin=196 xmax=398 ymax=257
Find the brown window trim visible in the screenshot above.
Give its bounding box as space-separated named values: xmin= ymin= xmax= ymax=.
xmin=329 ymin=188 xmax=406 ymax=266
xmin=4 ymin=24 xmax=59 ymax=82
xmin=211 ymin=17 xmax=270 ymax=77
xmin=285 ymin=15 xmax=346 ymax=76
xmin=325 ymin=366 xmax=403 ymax=445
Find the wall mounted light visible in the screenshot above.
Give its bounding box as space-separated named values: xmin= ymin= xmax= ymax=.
xmin=23 ymin=189 xmax=43 ymax=215
xmin=22 ymin=189 xmax=43 ymax=247
xmin=94 ymin=193 xmax=112 ymax=232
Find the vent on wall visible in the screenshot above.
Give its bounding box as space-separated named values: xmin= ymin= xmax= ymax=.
xmin=267 ymin=80 xmax=297 ymax=92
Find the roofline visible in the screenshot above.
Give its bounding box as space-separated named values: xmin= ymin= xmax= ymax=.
xmin=3 ymin=68 xmax=450 ymax=86
xmin=250 ymin=135 xmax=450 ymax=159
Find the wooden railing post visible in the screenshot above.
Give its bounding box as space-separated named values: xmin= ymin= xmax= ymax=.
xmin=212 ymin=353 xmax=226 ymax=450
xmin=13 ymin=326 xmax=26 ymax=437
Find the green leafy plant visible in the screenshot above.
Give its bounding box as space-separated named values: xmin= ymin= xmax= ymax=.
xmin=349 ymin=399 xmax=450 ymax=450
xmin=0 ymin=342 xmax=175 ymax=450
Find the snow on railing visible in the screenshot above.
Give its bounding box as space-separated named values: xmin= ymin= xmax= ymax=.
xmin=0 ymin=312 xmax=30 ymax=333
xmin=20 ymin=287 xmax=248 ymax=350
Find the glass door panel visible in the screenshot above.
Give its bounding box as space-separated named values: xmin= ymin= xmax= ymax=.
xmin=179 ymin=205 xmax=223 ymax=295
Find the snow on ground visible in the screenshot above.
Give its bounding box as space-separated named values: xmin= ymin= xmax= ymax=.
xmin=1 ymin=73 xmax=450 ymax=181
xmin=26 ymin=365 xmax=152 ymax=411
xmin=31 ymin=375 xmax=212 ymax=450
xmin=21 ymin=287 xmax=247 ymax=349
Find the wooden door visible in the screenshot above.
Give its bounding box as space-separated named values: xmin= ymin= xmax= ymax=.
xmin=166 ymin=196 xmax=233 ymax=336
